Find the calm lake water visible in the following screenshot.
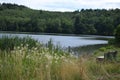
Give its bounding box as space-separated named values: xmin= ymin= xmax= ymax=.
xmin=0 ymin=33 xmax=113 ymax=48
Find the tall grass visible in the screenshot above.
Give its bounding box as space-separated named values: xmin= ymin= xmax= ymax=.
xmin=0 ymin=37 xmax=120 ymax=80
xmin=72 ymin=44 xmax=107 ymax=56
xmin=0 ymin=36 xmax=38 ymax=51
xmin=0 ymin=46 xmax=120 ymax=80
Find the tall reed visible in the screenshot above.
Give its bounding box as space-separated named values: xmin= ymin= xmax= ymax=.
xmin=0 ymin=37 xmax=120 ymax=80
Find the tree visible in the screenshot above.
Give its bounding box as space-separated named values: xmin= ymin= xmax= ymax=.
xmin=0 ymin=3 xmax=120 ymax=35
xmin=115 ymin=24 xmax=120 ymax=44
xmin=45 ymin=18 xmax=62 ymax=33
xmin=61 ymin=19 xmax=74 ymax=33
xmin=74 ymin=15 xmax=86 ymax=34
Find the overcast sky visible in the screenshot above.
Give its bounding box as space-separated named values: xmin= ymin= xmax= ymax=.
xmin=0 ymin=0 xmax=120 ymax=11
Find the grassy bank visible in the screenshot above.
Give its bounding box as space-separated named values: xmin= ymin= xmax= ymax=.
xmin=71 ymin=44 xmax=108 ymax=56
xmin=0 ymin=36 xmax=120 ymax=80
xmin=0 ymin=36 xmax=38 ymax=51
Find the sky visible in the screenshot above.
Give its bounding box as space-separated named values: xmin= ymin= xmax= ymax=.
xmin=0 ymin=0 xmax=120 ymax=12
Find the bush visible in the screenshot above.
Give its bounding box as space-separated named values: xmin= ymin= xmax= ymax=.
xmin=0 ymin=36 xmax=38 ymax=51
xmin=115 ymin=24 xmax=120 ymax=44
xmin=108 ymin=38 xmax=116 ymax=45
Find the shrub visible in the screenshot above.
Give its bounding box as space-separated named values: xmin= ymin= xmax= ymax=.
xmin=115 ymin=24 xmax=120 ymax=45
xmin=0 ymin=36 xmax=38 ymax=51
xmin=108 ymin=38 xmax=115 ymax=45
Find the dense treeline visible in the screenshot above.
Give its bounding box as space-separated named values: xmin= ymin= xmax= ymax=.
xmin=0 ymin=3 xmax=120 ymax=35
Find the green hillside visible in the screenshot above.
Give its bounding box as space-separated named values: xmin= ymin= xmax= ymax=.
xmin=0 ymin=3 xmax=120 ymax=35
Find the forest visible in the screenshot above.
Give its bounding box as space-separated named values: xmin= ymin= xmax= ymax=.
xmin=0 ymin=3 xmax=120 ymax=35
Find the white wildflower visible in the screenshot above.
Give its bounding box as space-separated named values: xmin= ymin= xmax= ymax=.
xmin=46 ymin=64 xmax=49 ymax=68
xmin=17 ymin=46 xmax=20 ymax=49
xmin=34 ymin=47 xmax=37 ymax=50
xmin=45 ymin=54 xmax=53 ymax=60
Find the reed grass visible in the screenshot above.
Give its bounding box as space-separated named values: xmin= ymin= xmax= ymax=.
xmin=0 ymin=36 xmax=38 ymax=51
xmin=0 ymin=37 xmax=120 ymax=80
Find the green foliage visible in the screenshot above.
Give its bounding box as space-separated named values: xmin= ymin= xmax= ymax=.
xmin=0 ymin=36 xmax=38 ymax=51
xmin=94 ymin=45 xmax=119 ymax=57
xmin=99 ymin=47 xmax=107 ymax=52
xmin=0 ymin=36 xmax=120 ymax=80
xmin=108 ymin=38 xmax=116 ymax=45
xmin=74 ymin=15 xmax=84 ymax=34
xmin=72 ymin=44 xmax=107 ymax=55
xmin=0 ymin=45 xmax=120 ymax=80
xmin=0 ymin=3 xmax=120 ymax=35
xmin=115 ymin=24 xmax=120 ymax=44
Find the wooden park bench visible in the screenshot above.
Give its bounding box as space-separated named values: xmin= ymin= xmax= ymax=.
xmin=96 ymin=56 xmax=104 ymax=62
xmin=96 ymin=51 xmax=118 ymax=62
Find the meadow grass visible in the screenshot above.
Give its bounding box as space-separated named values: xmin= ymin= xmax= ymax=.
xmin=0 ymin=36 xmax=38 ymax=51
xmin=0 ymin=37 xmax=120 ymax=80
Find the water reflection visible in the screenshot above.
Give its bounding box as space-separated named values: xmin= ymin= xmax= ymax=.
xmin=0 ymin=33 xmax=112 ymax=48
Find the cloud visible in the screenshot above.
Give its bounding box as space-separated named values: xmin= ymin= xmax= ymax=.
xmin=0 ymin=0 xmax=120 ymax=11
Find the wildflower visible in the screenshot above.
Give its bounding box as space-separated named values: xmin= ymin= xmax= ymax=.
xmin=26 ymin=44 xmax=29 ymax=47
xmin=20 ymin=44 xmax=23 ymax=47
xmin=54 ymin=60 xmax=58 ymax=64
xmin=61 ymin=56 xmax=65 ymax=59
xmin=45 ymin=54 xmax=53 ymax=60
xmin=17 ymin=46 xmax=20 ymax=49
xmin=45 ymin=64 xmax=49 ymax=68
xmin=34 ymin=47 xmax=37 ymax=50
xmin=19 ymin=50 xmax=22 ymax=54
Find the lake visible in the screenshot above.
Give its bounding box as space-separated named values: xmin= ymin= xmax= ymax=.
xmin=0 ymin=32 xmax=113 ymax=48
